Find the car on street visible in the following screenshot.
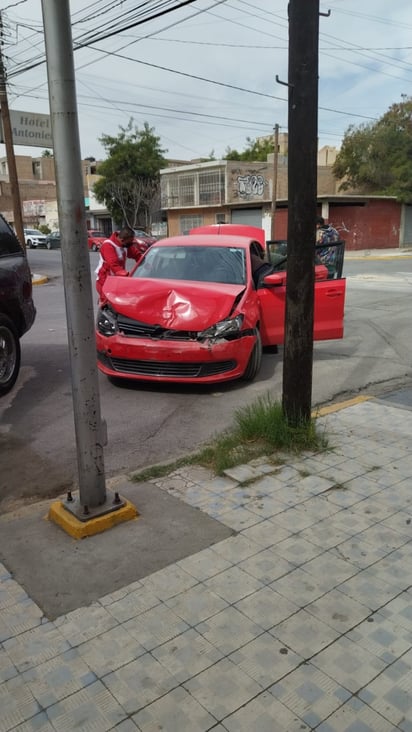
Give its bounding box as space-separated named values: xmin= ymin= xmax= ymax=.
xmin=24 ymin=228 xmax=48 ymax=249
xmin=190 ymin=223 xmax=266 ymax=248
xmin=44 ymin=230 xmax=61 ymax=249
xmin=0 ymin=214 xmax=36 ymax=395
xmin=133 ymin=228 xmax=157 ymax=253
xmin=87 ymin=230 xmax=107 ymax=251
xmin=96 ymin=234 xmax=346 ymax=385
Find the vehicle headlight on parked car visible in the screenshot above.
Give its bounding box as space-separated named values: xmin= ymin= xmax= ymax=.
xmin=199 ymin=314 xmax=244 ymax=340
xmin=97 ymin=307 xmax=118 ymax=336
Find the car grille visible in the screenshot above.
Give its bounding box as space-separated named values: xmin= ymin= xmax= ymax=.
xmin=118 ymin=315 xmax=197 ymax=341
xmin=101 ymin=355 xmax=236 ymax=378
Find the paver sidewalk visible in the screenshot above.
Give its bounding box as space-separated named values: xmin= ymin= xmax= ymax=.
xmin=1 ymin=396 xmax=411 ymax=731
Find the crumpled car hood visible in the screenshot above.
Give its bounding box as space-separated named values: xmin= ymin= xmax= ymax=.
xmin=102 ymin=277 xmax=245 ymax=329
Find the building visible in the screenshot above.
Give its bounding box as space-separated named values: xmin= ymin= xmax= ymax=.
xmin=0 ymin=154 xmax=113 ymax=232
xmin=159 ymin=142 xmax=412 ymax=250
xmin=0 ymin=155 xmax=57 ymax=227
xmin=160 ymin=151 xmax=342 ymax=241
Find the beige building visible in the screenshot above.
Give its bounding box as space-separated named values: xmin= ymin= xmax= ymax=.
xmin=0 ymin=137 xmax=342 ymax=234
xmin=160 ymin=145 xmax=341 ymax=239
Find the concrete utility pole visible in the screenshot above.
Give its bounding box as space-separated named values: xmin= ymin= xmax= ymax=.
xmin=282 ymin=0 xmax=320 ymax=425
xmin=41 ymin=0 xmax=107 ymax=514
xmin=0 ymin=13 xmax=25 ymax=249
xmin=270 ymin=123 xmax=279 ymax=240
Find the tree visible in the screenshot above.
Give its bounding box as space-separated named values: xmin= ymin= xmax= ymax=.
xmin=333 ymin=97 xmax=412 ymax=202
xmin=93 ymin=119 xmax=167 ymax=228
xmin=224 ymin=135 xmax=274 ymax=161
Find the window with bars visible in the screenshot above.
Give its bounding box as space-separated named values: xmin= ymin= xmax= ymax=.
xmin=199 ymin=170 xmax=225 ymax=205
xmin=179 ymin=175 xmax=196 ymax=206
xmin=161 ymin=167 xmax=226 ymax=208
xmin=180 ymin=215 xmax=203 ymax=234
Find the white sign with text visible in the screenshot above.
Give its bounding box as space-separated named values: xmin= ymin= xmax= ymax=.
xmin=0 ymin=110 xmax=53 ymax=148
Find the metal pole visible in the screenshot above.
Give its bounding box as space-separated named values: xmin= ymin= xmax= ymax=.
xmin=270 ymin=123 xmax=279 ymax=240
xmin=41 ymin=0 xmax=107 ymax=509
xmin=0 ymin=13 xmax=25 ymax=249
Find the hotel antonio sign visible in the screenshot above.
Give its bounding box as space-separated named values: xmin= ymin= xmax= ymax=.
xmin=0 ymin=110 xmax=52 ymax=148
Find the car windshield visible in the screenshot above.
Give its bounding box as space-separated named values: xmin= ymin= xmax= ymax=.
xmin=25 ymin=229 xmax=42 ymax=235
xmin=89 ymin=231 xmax=105 ymax=237
xmin=133 ymin=245 xmax=246 ymax=285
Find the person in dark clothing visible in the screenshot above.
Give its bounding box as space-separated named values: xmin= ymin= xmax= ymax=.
xmin=251 ymin=252 xmax=273 ymax=287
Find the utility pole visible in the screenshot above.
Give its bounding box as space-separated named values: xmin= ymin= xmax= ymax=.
xmin=270 ymin=123 xmax=279 ymax=240
xmin=41 ymin=0 xmax=109 ymax=517
xmin=0 ymin=12 xmax=25 ymax=249
xmin=282 ymin=0 xmax=320 ymax=425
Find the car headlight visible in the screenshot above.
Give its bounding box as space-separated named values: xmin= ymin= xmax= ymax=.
xmin=199 ymin=314 xmax=244 ymax=340
xmin=97 ymin=307 xmax=118 ymax=336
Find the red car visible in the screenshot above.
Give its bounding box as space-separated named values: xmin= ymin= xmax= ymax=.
xmin=96 ymin=234 xmax=346 ymax=385
xmin=133 ymin=228 xmax=157 ymax=254
xmin=190 ymin=223 xmax=266 ymax=249
xmin=87 ymin=230 xmax=107 ymax=251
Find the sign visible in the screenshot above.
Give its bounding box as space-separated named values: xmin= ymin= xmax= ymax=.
xmin=23 ymin=200 xmax=46 ymax=216
xmin=0 ymin=110 xmax=53 ymax=148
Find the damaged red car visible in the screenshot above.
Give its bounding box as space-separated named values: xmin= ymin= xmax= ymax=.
xmin=96 ymin=234 xmax=346 ymax=385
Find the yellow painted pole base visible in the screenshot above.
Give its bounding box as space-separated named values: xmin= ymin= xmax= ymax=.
xmin=48 ymin=498 xmax=139 ymax=539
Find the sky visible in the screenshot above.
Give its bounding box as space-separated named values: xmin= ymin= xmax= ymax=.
xmin=1 ymin=0 xmax=412 ymax=163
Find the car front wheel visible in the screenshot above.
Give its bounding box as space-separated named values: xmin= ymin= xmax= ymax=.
xmin=26 ymin=240 xmax=32 ymax=249
xmin=242 ymin=329 xmax=262 ymax=381
xmin=0 ymin=314 xmax=21 ymax=396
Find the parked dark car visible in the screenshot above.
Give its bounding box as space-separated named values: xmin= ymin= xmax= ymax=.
xmin=44 ymin=230 xmax=61 ymax=249
xmin=0 ymin=214 xmax=36 ymax=396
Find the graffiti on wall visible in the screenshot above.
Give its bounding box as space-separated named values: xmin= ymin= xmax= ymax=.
xmin=236 ymin=174 xmax=266 ymax=198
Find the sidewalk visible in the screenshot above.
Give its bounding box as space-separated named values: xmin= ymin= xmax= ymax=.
xmin=1 ymin=390 xmax=411 ymax=731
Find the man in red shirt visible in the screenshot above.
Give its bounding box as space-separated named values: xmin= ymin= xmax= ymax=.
xmin=95 ymin=226 xmax=143 ymax=301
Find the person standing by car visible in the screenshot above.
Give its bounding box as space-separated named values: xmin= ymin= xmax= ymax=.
xmin=316 ymin=216 xmax=339 ymax=268
xmin=95 ymin=226 xmax=143 ymax=301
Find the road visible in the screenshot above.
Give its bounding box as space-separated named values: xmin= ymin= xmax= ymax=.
xmin=1 ymin=249 xmax=412 ymax=508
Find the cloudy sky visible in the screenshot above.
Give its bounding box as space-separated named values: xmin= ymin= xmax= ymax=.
xmin=1 ymin=0 xmax=412 ymax=162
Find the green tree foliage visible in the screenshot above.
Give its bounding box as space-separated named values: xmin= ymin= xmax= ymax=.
xmin=333 ymin=97 xmax=412 ymax=202
xmin=93 ymin=119 xmax=167 ymax=227
xmin=224 ymin=135 xmax=274 ymax=161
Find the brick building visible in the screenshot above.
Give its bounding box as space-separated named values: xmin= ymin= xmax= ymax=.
xmin=160 ymin=144 xmax=412 ymax=250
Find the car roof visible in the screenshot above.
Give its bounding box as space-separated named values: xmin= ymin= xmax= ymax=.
xmin=155 ymin=234 xmax=258 ymax=249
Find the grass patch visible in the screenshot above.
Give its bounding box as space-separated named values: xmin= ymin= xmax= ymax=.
xmin=131 ymin=393 xmax=328 ymax=483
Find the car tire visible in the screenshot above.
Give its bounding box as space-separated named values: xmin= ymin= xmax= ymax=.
xmin=242 ymin=329 xmax=262 ymax=381
xmin=0 ymin=314 xmax=21 ymax=397
xmin=26 ymin=240 xmax=32 ymax=249
xmin=92 ymin=243 xmax=98 ymax=252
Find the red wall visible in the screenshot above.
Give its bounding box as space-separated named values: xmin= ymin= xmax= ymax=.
xmin=272 ymin=200 xmax=401 ymax=250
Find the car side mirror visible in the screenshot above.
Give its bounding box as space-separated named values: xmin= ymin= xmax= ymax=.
xmin=262 ymin=272 xmax=286 ymax=287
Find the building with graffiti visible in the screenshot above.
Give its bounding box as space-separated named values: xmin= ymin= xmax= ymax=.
xmin=159 ymin=148 xmax=412 ymax=250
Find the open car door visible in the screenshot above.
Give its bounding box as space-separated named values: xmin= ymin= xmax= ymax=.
xmin=258 ymin=267 xmax=346 ymax=346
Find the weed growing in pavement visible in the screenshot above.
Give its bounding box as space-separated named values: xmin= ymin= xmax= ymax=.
xmin=131 ymin=393 xmax=328 ymax=483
